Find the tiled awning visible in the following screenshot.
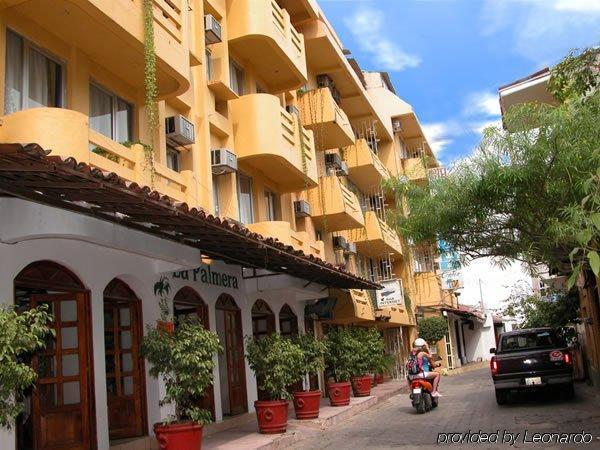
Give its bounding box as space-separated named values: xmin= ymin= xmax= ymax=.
xmin=442 ymin=306 xmax=485 ymax=322
xmin=0 ymin=143 xmax=381 ymax=290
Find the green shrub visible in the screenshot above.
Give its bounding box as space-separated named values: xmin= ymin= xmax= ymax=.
xmin=1 ymin=304 xmax=53 ymax=429
xmin=417 ymin=316 xmax=448 ymax=344
xmin=324 ymin=328 xmax=359 ymax=382
xmin=141 ymin=317 xmax=221 ymax=425
xmin=295 ymin=333 xmax=326 ymax=379
xmin=245 ymin=333 xmax=304 ymax=401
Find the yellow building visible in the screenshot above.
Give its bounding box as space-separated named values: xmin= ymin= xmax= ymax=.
xmin=0 ymin=0 xmax=448 ymax=447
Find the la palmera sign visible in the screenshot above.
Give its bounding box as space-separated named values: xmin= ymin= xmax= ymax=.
xmin=173 ymin=264 xmax=239 ymax=289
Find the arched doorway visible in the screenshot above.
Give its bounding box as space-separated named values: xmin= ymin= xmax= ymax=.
xmin=103 ymin=278 xmax=147 ymax=440
xmin=173 ymin=287 xmax=215 ymax=419
xmin=215 ymin=294 xmax=247 ymax=416
xmin=14 ymin=261 xmax=93 ymax=450
xmin=278 ymin=304 xmax=298 ymax=338
xmin=251 ymin=299 xmax=275 ymax=339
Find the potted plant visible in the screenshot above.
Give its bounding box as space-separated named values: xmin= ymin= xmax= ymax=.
xmin=154 ymin=276 xmax=173 ymax=333
xmin=292 ymin=333 xmax=326 ymax=419
xmin=0 ymin=304 xmax=53 ymax=429
xmin=141 ymin=316 xmax=221 ymax=450
xmin=375 ymin=354 xmax=396 ymax=384
xmin=245 ymin=333 xmax=304 ymax=433
xmin=324 ymin=328 xmax=358 ymax=406
xmin=348 ymin=327 xmax=377 ymax=397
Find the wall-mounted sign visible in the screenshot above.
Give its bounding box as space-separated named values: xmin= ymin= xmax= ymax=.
xmin=173 ymin=264 xmax=239 ymax=289
xmin=376 ymin=279 xmax=404 ymax=308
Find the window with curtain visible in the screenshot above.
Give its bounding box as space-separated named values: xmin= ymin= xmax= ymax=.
xmin=213 ymin=176 xmax=220 ymax=216
xmin=166 ymin=146 xmax=181 ymax=172
xmin=238 ymin=173 xmax=254 ymax=224
xmin=89 ymin=83 xmax=132 ymax=143
xmin=4 ymin=30 xmax=64 ymax=114
xmin=205 ymin=49 xmax=213 ymax=81
xmin=229 ymin=59 xmax=245 ymax=96
xmin=264 ymin=190 xmax=280 ymax=221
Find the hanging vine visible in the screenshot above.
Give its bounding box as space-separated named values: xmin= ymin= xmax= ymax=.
xmin=143 ymin=0 xmax=158 ymax=183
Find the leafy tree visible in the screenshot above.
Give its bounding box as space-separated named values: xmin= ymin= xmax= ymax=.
xmin=417 ymin=316 xmax=448 ymax=344
xmin=324 ymin=328 xmax=360 ymax=382
xmin=1 ymin=305 xmax=53 ymax=429
xmin=385 ymin=47 xmax=600 ymax=285
xmin=295 ymin=333 xmax=326 ymax=381
xmin=141 ymin=317 xmax=221 ymax=424
xmin=350 ymin=327 xmax=385 ymax=375
xmin=245 ymin=333 xmax=304 ymax=401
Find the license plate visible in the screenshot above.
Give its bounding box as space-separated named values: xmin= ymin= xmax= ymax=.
xmin=412 ymin=388 xmax=422 ymax=394
xmin=525 ymin=377 xmax=542 ymax=385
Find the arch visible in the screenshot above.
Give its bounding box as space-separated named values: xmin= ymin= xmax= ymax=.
xmin=279 ymin=303 xmax=298 ymax=337
xmin=251 ymin=298 xmax=274 ymax=316
xmin=251 ymin=299 xmax=275 ymax=339
xmin=103 ymin=278 xmax=147 ymax=440
xmin=174 ymin=286 xmax=207 ymax=305
xmin=15 ymin=260 xmax=85 ymax=291
xmin=173 ymin=286 xmax=210 ymax=332
xmin=216 ymin=293 xmax=240 ymax=311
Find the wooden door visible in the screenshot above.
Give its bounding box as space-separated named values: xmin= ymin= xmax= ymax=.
xmin=224 ymin=309 xmax=247 ymax=415
xmin=104 ymin=297 xmax=145 ymax=440
xmin=173 ymin=301 xmax=215 ymax=419
xmin=31 ymin=293 xmax=92 ymax=450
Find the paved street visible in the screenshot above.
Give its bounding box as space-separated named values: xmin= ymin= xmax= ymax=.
xmin=293 ymin=369 xmax=600 ymax=449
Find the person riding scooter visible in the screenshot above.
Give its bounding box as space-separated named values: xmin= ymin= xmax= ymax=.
xmin=407 ymin=338 xmax=442 ymax=397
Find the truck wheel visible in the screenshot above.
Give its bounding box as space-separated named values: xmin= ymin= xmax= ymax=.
xmin=495 ymin=389 xmax=508 ymax=405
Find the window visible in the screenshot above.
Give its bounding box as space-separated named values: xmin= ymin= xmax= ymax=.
xmin=166 ymin=146 xmax=181 ymax=172
xmin=238 ymin=173 xmax=254 ymax=224
xmin=205 ymin=49 xmax=213 ymax=81
xmin=4 ymin=30 xmax=64 ymax=114
xmin=264 ymin=189 xmax=280 ymax=221
xmin=213 ymin=177 xmax=220 ymax=216
xmin=256 ymin=83 xmax=267 ymax=94
xmin=89 ymin=83 xmax=133 ymax=143
xmin=229 ymin=59 xmax=245 ymax=96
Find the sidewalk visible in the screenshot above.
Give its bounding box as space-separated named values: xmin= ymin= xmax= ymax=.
xmin=202 ymin=380 xmax=407 ymax=450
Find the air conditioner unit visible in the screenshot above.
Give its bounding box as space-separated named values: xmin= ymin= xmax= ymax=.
xmin=345 ymin=242 xmax=357 ymax=254
xmin=204 ymin=14 xmax=222 ymax=44
xmin=166 ymin=115 xmax=195 ymax=146
xmin=337 ymin=161 xmax=349 ymax=177
xmin=211 ymin=148 xmax=237 ymax=174
xmin=325 ymin=153 xmax=342 ymax=170
xmin=392 ymin=119 xmax=402 ymax=132
xmin=333 ymin=235 xmax=348 ymax=250
xmin=294 ymin=200 xmax=311 ymax=218
xmin=316 ymin=74 xmax=334 ymax=89
xmin=286 ymin=104 xmax=300 ymax=116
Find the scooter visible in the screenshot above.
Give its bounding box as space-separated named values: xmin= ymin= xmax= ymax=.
xmin=409 ymin=379 xmax=438 ymax=413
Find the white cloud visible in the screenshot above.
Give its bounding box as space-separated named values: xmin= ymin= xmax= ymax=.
xmin=422 ymin=121 xmax=462 ymax=157
xmin=464 ymin=91 xmax=501 ymax=117
xmin=344 ymin=8 xmax=421 ymax=72
xmin=481 ymin=0 xmax=600 ymax=65
xmin=470 ymin=119 xmax=502 ymax=135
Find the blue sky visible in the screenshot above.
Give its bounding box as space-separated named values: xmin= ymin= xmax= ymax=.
xmin=319 ymin=0 xmax=600 ymax=166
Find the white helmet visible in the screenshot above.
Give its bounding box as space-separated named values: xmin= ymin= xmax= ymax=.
xmin=413 ymin=338 xmax=427 ymax=347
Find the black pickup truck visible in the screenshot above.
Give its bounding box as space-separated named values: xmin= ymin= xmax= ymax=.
xmin=490 ymin=327 xmax=574 ymax=405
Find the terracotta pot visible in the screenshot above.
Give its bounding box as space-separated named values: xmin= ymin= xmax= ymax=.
xmin=254 ymin=400 xmax=289 ymax=434
xmin=352 ymin=375 xmax=372 ymax=397
xmin=292 ymin=390 xmax=321 ymax=419
xmin=156 ymin=320 xmax=175 ymax=334
xmin=153 ymin=422 xmax=202 ymax=450
xmin=375 ymin=374 xmax=385 ymax=384
xmin=370 ymin=374 xmax=377 ymax=387
xmin=327 ymin=381 xmax=351 ymax=406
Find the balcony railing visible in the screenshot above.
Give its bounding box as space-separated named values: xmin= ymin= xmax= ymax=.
xmin=298 ymin=88 xmax=355 ymax=150
xmin=307 ymin=176 xmax=365 ymax=231
xmin=349 ymin=211 xmax=402 ymax=257
xmin=343 ymin=139 xmax=390 ymax=190
xmin=230 ymin=94 xmax=318 ymax=192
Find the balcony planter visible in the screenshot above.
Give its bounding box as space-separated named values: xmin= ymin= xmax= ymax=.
xmin=352 ymin=375 xmax=372 ymax=397
xmin=254 ymin=400 xmax=289 ymax=434
xmin=154 ymin=422 xmax=202 ymax=450
xmin=327 ymin=381 xmax=352 ymax=406
xmin=292 ymin=390 xmax=322 ymax=419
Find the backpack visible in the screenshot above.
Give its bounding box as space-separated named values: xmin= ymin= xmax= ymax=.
xmin=406 ymin=351 xmax=420 ymax=376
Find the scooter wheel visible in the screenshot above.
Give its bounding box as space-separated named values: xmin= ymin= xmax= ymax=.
xmin=424 ymin=393 xmax=432 ymax=411
xmin=432 ymin=397 xmax=439 ymax=408
xmin=416 ymin=398 xmax=427 ymax=414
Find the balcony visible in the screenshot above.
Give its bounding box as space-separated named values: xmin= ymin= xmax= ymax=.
xmin=227 ymin=0 xmax=307 ymax=92
xmin=298 ymin=88 xmax=355 ymax=150
xmin=2 ymin=0 xmax=190 ymax=97
xmin=344 ymin=139 xmax=390 ymax=190
xmin=402 ymin=157 xmax=427 ymax=182
xmin=246 ymin=221 xmax=325 ymax=259
xmin=0 ymin=108 xmax=193 ymax=205
xmin=349 ymin=211 xmax=402 ymax=257
xmin=306 ymin=176 xmax=364 ymax=232
xmin=328 ymin=289 xmax=375 ymax=323
xmin=230 ymin=94 xmax=318 ymax=193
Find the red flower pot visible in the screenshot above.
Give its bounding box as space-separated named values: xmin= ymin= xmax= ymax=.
xmin=352 ymin=375 xmax=372 ymax=397
xmin=153 ymin=422 xmax=203 ymax=450
xmin=370 ymin=374 xmax=377 ymax=387
xmin=375 ymin=374 xmax=384 ymax=384
xmin=156 ymin=320 xmax=174 ymax=334
xmin=292 ymin=390 xmax=321 ymax=419
xmin=254 ymin=400 xmax=289 ymax=434
xmin=327 ymin=381 xmax=351 ymax=406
